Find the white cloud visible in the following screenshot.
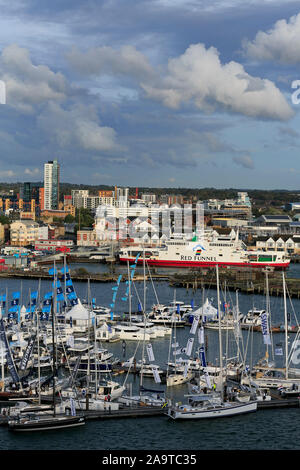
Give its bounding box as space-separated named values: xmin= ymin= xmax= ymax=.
xmin=0 ymin=44 xmax=122 ymax=155
xmin=0 ymin=44 xmax=67 ymax=111
xmin=37 ymin=102 xmax=122 ymax=153
xmin=0 ymin=170 xmax=16 ymax=178
xmin=24 ymin=168 xmax=40 ymax=176
xmin=66 ymin=45 xmax=154 ymax=80
xmin=242 ymin=12 xmax=300 ymax=64
xmin=141 ymin=43 xmax=293 ymax=121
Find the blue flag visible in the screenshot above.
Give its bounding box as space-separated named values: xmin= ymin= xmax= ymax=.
xmin=48 ymin=267 xmax=57 ymax=275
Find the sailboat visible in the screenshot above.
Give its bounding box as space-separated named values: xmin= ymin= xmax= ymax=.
xmin=166 ymin=292 xmax=194 ymax=387
xmin=8 ymin=269 xmax=86 ymax=432
xmin=167 ymin=264 xmax=257 ymax=420
xmin=118 ymin=249 xmax=167 ymax=408
xmin=242 ymin=271 xmax=300 ymax=391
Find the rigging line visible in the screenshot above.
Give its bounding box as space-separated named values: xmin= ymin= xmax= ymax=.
xmin=122 ymin=339 xmax=141 ymax=387
xmin=145 ymin=260 xmax=160 ymax=305
xmin=285 ymin=282 xmax=299 ymax=328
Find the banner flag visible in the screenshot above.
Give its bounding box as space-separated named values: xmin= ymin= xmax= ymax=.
xmin=190 ymin=315 xmax=199 ymax=335
xmin=19 ymin=335 xmax=36 ymax=371
xmin=198 ymin=326 xmax=205 ymax=344
xmin=0 ymin=316 xmax=20 ymax=383
xmin=48 ymin=267 xmax=57 ymax=275
xmin=261 ymin=312 xmax=271 ymax=345
xmin=185 ymin=337 xmax=194 ymax=356
xmin=146 ymin=343 xmax=155 ymax=362
xmin=152 ymin=367 xmax=161 ymax=383
xmin=40 ymin=312 xmax=49 ymax=321
xmin=70 ymin=398 xmax=76 ymax=416
xmin=109 ymin=275 xmax=123 ymax=320
xmin=183 ymin=361 xmax=190 ymax=378
xmin=199 ymin=346 xmax=207 ymax=367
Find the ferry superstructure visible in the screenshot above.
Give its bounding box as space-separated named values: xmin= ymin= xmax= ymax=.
xmin=119 ymin=231 xmax=290 ymax=269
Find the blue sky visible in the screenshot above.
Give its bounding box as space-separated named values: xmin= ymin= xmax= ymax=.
xmin=0 ymin=0 xmax=300 ymax=189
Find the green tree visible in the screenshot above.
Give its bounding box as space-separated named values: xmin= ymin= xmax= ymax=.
xmin=75 ymin=208 xmax=94 ymax=228
xmin=64 ymin=214 xmax=75 ymax=223
xmin=0 ymin=215 xmax=10 ymax=225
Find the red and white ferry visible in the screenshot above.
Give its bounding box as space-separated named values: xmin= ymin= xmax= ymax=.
xmin=119 ymin=231 xmax=290 ymax=269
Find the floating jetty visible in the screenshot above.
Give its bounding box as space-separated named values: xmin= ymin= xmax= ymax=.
xmin=83 ymin=405 xmax=166 ymax=420
xmin=0 ymin=264 xmax=299 ymax=297
xmin=169 ymin=268 xmax=300 ymax=298
xmin=0 ymin=396 xmax=299 ymax=427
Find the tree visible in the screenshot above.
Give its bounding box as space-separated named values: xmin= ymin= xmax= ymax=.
xmin=64 ymin=214 xmax=75 ymax=223
xmin=0 ymin=215 xmax=10 ymax=225
xmin=75 ymin=208 xmax=94 ymax=228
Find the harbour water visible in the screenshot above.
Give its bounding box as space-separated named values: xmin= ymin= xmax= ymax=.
xmin=1 ymin=262 xmax=300 ymax=450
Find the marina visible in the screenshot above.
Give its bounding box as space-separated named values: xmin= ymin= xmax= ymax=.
xmin=2 ymin=0 xmax=300 ymax=456
xmin=0 ymin=258 xmax=299 ymax=450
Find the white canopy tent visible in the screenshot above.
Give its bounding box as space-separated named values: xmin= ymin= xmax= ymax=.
xmin=65 ymin=299 xmax=95 ymax=327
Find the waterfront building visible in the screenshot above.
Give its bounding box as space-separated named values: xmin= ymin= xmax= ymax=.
xmin=10 ymin=220 xmax=39 ymax=246
xmin=211 ymin=217 xmax=249 ymax=228
xmin=253 ymin=234 xmax=300 ymax=254
xmin=253 ymin=214 xmax=292 ymax=227
xmin=34 ymin=239 xmax=74 ymax=251
xmin=77 ymin=229 xmax=99 ymax=246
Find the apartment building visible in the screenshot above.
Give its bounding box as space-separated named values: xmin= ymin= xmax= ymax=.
xmin=10 ymin=220 xmax=39 ymax=246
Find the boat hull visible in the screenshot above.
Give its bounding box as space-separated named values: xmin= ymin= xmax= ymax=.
xmin=119 ymin=257 xmax=289 ymax=270
xmin=8 ymin=415 xmax=85 ymax=432
xmin=168 ymin=401 xmax=257 ymax=420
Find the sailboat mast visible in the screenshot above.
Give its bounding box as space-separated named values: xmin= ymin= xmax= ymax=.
xmin=140 ymin=245 xmax=146 ymax=389
xmin=236 ymin=289 xmax=240 ymax=362
xmin=216 ymin=264 xmax=223 ymax=400
xmin=0 ymin=307 xmax=4 ymax=392
xmin=51 ymin=296 xmax=56 ymax=417
xmin=283 ymin=270 xmax=289 ymax=380
xmin=127 ymin=260 xmax=131 ymax=325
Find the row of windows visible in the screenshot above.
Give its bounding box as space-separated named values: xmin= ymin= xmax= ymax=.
xmin=209 ymin=243 xmax=233 ymax=247
xmin=166 ymin=242 xmax=187 ymax=246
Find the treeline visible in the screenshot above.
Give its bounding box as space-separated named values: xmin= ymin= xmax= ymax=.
xmin=1 ymin=182 xmax=299 ymax=209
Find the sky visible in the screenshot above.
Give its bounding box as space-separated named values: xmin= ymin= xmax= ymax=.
xmin=1 ymin=0 xmax=300 ymax=189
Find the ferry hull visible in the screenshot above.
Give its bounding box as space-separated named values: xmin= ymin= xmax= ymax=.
xmin=119 ymin=257 xmax=289 ymax=270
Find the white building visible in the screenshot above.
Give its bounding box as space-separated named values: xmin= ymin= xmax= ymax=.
xmin=254 ymin=235 xmax=299 ymax=254
xmin=44 ymin=160 xmax=60 ymax=210
xmin=71 ymin=189 xmax=89 ymax=208
xmin=10 ymin=220 xmax=39 ymax=246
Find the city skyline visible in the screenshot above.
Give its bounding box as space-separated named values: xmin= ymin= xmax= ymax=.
xmin=0 ymin=1 xmax=300 ymax=189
